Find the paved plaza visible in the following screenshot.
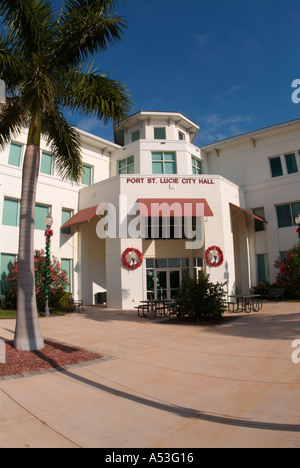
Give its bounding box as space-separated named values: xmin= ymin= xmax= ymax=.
xmin=0 ymin=302 xmax=300 ymax=448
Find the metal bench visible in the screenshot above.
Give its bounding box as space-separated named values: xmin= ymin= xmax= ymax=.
xmin=135 ymin=304 xmax=149 ymax=318
xmin=263 ymin=287 xmax=285 ymax=303
xmin=68 ymin=296 xmax=84 ymax=313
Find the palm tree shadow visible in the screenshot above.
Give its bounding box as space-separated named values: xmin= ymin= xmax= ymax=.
xmin=34 ymin=349 xmax=300 ymax=435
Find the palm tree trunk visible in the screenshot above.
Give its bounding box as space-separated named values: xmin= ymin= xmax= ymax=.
xmin=14 ymin=119 xmax=44 ymax=351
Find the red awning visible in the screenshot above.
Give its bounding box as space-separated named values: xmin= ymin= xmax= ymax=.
xmin=230 ymin=203 xmax=268 ymax=223
xmin=61 ymin=205 xmax=99 ymax=229
xmin=138 ymin=198 xmax=214 ymax=217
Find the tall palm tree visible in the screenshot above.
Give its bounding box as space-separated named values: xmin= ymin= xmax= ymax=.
xmin=0 ymin=0 xmax=132 ymax=351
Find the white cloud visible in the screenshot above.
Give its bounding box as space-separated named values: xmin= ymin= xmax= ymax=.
xmin=196 ymin=113 xmax=256 ymax=145
xmin=213 ymin=85 xmax=246 ymax=102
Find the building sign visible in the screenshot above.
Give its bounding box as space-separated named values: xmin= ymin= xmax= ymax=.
xmin=126 ymin=177 xmax=215 ymax=185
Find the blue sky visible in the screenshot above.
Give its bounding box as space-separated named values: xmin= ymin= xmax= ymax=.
xmin=53 ymin=0 xmax=300 ymax=146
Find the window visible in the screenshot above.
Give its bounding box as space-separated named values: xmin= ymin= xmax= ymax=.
xmin=276 ymin=202 xmax=300 ymax=228
xmin=257 ymin=254 xmax=270 ymax=285
xmin=152 ymin=152 xmax=177 ymax=175
xmin=2 ymin=199 xmax=20 ymax=227
xmin=144 ymin=216 xmax=200 ymax=240
xmin=154 ymin=127 xmax=166 ymax=140
xmin=270 ymin=157 xmax=283 ymax=178
xmin=40 ymin=152 xmax=53 ymax=175
xmin=82 ymin=165 xmax=92 ymax=186
xmin=0 ymin=253 xmax=17 ymax=294
xmin=61 ymin=259 xmax=73 ymax=293
xmin=8 ymin=143 xmax=22 ymax=167
xmin=191 ymin=156 xmax=203 ymax=175
xmin=253 ymin=208 xmax=266 ymax=232
xmin=285 ymin=153 xmax=298 ymax=174
xmin=34 ymin=204 xmax=50 ymax=230
xmin=61 ymin=209 xmax=73 ymax=235
xmin=269 ymin=153 xmax=299 ymax=177
xmin=280 ymin=251 xmax=288 ymax=261
xmin=118 ymin=155 xmax=135 ymax=175
xmin=131 ymin=130 xmax=140 ymax=143
xmin=179 ymin=131 xmax=185 ymax=141
xmin=145 ymin=217 xmax=183 ymax=239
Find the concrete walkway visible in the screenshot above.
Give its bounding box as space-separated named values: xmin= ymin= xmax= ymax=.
xmin=0 ymin=302 xmax=300 ymax=448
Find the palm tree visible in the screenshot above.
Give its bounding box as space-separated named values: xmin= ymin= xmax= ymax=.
xmin=0 ymin=0 xmax=132 ymax=351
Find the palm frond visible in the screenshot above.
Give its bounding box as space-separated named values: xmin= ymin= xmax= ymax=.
xmin=0 ymin=33 xmax=28 ymax=94
xmin=53 ymin=0 xmax=126 ymax=68
xmin=42 ymin=106 xmax=83 ymax=182
xmin=0 ymin=99 xmax=27 ymax=149
xmin=64 ymin=0 xmax=121 ymax=17
xmin=60 ymin=67 xmax=132 ymax=124
xmin=0 ymin=0 xmax=55 ymax=56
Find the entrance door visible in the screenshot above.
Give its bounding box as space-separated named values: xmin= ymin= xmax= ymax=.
xmin=155 ymin=269 xmax=181 ymax=300
xmin=169 ymin=270 xmax=180 ymax=299
xmin=146 ymin=258 xmax=190 ymax=301
xmin=156 ymin=270 xmax=167 ymax=299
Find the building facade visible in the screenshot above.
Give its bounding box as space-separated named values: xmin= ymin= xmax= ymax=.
xmin=0 ymin=111 xmax=299 ymax=309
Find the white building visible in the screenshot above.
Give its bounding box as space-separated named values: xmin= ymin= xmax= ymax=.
xmin=1 ymin=111 xmax=299 ymax=309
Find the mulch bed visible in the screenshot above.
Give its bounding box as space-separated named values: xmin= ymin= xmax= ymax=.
xmin=161 ymin=316 xmax=240 ymax=326
xmin=0 ymin=340 xmax=102 ymax=378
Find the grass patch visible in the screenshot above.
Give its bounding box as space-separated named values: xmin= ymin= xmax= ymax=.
xmin=0 ymin=309 xmax=17 ymax=319
xmin=0 ymin=308 xmax=71 ymax=319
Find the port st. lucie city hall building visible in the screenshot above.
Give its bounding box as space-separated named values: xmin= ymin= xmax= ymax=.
xmin=0 ymin=111 xmax=299 ymax=309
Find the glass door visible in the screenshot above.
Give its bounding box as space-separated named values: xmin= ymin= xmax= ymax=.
xmin=155 ymin=270 xmax=168 ymax=299
xmin=155 ymin=269 xmax=181 ymax=300
xmin=169 ymin=270 xmax=180 ymax=299
xmin=146 ymin=259 xmax=190 ymax=301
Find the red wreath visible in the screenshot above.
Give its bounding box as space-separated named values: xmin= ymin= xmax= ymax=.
xmin=122 ymin=248 xmax=143 ymax=270
xmin=205 ymin=246 xmax=224 ymax=267
xmin=44 ymin=228 xmax=53 ymax=244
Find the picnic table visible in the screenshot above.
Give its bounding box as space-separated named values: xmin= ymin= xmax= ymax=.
xmin=136 ymin=299 xmax=175 ymax=319
xmin=228 ymin=295 xmax=263 ymax=313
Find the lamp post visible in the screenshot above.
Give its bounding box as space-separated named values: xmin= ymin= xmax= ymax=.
xmin=296 ymin=214 xmax=300 ymax=241
xmin=44 ymin=214 xmax=53 ymax=317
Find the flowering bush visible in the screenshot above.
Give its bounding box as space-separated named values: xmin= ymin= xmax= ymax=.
xmin=4 ymin=250 xmax=69 ymax=312
xmin=275 ymin=244 xmax=300 ymax=299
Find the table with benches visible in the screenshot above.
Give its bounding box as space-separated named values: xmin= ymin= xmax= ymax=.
xmin=227 ymin=295 xmax=263 ymax=313
xmin=136 ymin=300 xmax=175 ymax=319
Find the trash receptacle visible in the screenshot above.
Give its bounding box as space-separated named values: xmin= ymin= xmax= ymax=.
xmin=96 ymin=292 xmax=107 ymax=304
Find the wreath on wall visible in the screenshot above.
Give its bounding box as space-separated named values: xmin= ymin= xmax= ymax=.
xmin=122 ymin=248 xmax=143 ymax=271
xmin=205 ymin=246 xmax=224 ymax=267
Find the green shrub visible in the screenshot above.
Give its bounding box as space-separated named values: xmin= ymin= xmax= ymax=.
xmin=253 ymin=282 xmax=268 ymax=296
xmin=173 ymin=271 xmax=226 ymax=321
xmin=59 ymin=292 xmax=73 ymax=309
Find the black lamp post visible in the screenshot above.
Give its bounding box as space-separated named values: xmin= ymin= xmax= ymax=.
xmin=44 ymin=214 xmax=53 ymax=317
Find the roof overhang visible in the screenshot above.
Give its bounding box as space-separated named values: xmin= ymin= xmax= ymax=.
xmin=61 ymin=205 xmax=100 ymax=229
xmin=115 ymin=111 xmax=200 ymax=143
xmin=230 ymin=203 xmax=268 ymax=224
